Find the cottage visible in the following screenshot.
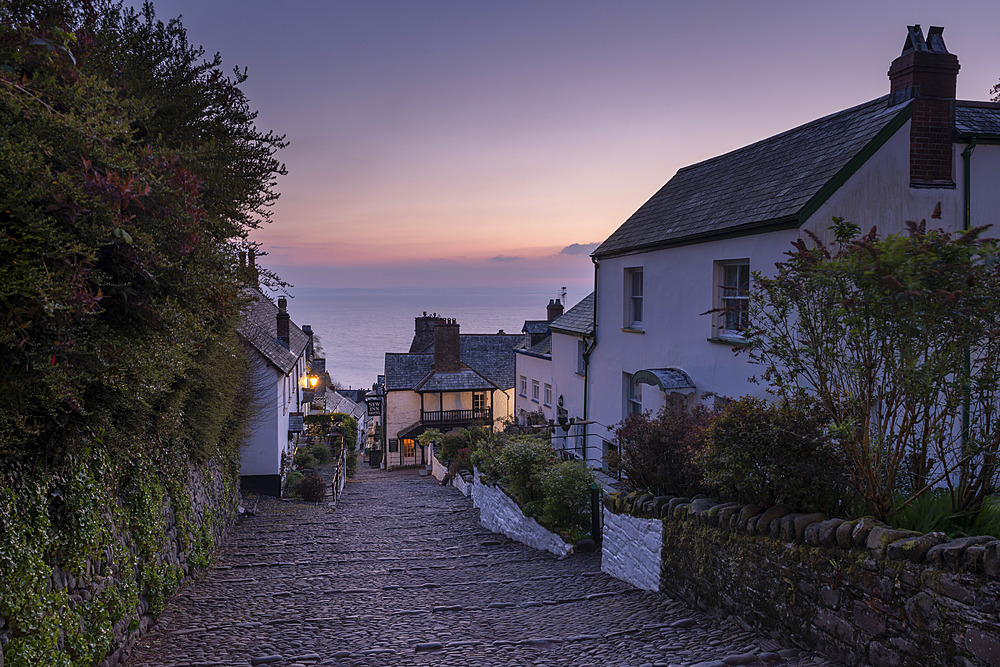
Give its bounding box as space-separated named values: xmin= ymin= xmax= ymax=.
xmin=383 ymin=315 xmax=521 ymax=469
xmin=584 ymin=26 xmax=1000 ymax=467
xmin=237 ymin=291 xmax=314 ymax=495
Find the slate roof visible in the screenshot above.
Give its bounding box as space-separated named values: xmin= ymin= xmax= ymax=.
xmin=238 ymin=291 xmax=309 ymax=375
xmin=384 ymin=353 xmax=433 ymax=390
xmin=385 ymin=333 xmax=521 ymax=392
xmin=326 ymin=391 xmax=366 ymax=422
xmin=522 ymin=320 xmax=549 ymax=335
xmin=550 ymin=293 xmax=595 ymax=336
xmin=415 ymin=368 xmax=497 ymax=392
xmin=956 ymin=102 xmax=1000 ymax=136
xmin=594 ymin=96 xmax=910 ymax=258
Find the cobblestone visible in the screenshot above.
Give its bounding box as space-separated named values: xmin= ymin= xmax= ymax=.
xmin=123 ymin=465 xmax=839 ymax=666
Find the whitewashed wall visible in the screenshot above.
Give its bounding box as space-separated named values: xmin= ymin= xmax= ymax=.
xmin=472 ymin=470 xmax=572 ymax=557
xmin=601 ymin=509 xmax=662 ymax=592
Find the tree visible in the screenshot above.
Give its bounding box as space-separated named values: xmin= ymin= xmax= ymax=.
xmin=0 ymin=0 xmax=285 ymax=461
xmin=747 ymin=216 xmax=1000 ymax=522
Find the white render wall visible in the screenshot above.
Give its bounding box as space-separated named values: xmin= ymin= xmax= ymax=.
xmin=586 ymin=128 xmax=1000 ymax=457
xmin=601 ymin=508 xmax=662 ymax=592
xmin=514 ymin=350 xmax=553 ymax=422
xmin=472 ymin=470 xmax=572 ymax=557
xmin=241 ymin=361 xmax=286 ymax=477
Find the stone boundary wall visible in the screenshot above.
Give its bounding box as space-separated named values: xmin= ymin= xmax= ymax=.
xmin=430 ymin=453 xmax=473 ymax=497
xmin=600 ymin=508 xmax=662 ymax=592
xmin=472 ymin=469 xmax=572 ymax=558
xmin=604 ymin=492 xmax=1000 ymax=667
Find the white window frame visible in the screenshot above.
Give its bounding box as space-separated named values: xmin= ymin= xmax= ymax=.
xmin=544 ymin=383 xmax=552 ymax=407
xmin=532 ymin=379 xmax=540 ymax=403
xmin=520 ymin=375 xmax=527 ymax=397
xmin=473 ymin=391 xmax=486 ymax=412
xmin=624 ymin=372 xmax=642 ymax=416
xmin=716 ymin=260 xmax=750 ymax=337
xmin=624 ymin=267 xmax=643 ymax=329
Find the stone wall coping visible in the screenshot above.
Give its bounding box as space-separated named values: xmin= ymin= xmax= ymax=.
xmin=605 ymin=491 xmax=1000 ymax=578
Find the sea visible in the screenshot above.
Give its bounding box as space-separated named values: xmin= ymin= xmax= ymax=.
xmin=283 ymin=287 xmax=585 ymax=390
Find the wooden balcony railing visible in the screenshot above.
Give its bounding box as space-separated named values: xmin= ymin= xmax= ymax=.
xmin=421 ymin=408 xmax=492 ymax=424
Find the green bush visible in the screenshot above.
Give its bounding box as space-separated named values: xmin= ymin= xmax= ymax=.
xmin=311 ymin=444 xmax=331 ymax=464
xmin=293 ymin=448 xmax=318 ymax=470
xmin=284 ymin=470 xmax=304 ymax=494
xmin=497 ymin=436 xmax=557 ymax=505
xmin=699 ymin=396 xmax=851 ymax=515
xmin=610 ymin=403 xmax=715 ymax=496
xmin=540 ymin=460 xmax=596 ymax=531
xmin=294 ymin=474 xmax=326 ymax=502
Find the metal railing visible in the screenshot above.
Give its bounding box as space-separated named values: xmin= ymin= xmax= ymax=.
xmin=421 ymin=408 xmax=492 ymax=424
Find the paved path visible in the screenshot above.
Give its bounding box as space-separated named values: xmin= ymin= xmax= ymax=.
xmin=124 ymin=465 xmax=837 ymax=667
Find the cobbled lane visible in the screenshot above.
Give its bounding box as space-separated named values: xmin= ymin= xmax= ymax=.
xmin=124 ymin=465 xmax=838 ymax=667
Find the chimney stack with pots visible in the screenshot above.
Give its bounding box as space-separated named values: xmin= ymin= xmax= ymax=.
xmin=433 ymin=319 xmax=461 ymax=372
xmin=277 ymin=297 xmax=290 ymax=349
xmin=888 ymin=25 xmax=960 ymax=187
xmin=547 ymin=298 xmax=564 ymax=322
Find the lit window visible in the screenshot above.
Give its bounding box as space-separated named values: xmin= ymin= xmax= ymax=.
xmin=532 ymin=380 xmax=540 ymax=403
xmin=625 ymin=268 xmax=643 ymax=328
xmin=544 ymin=384 xmax=552 ymax=407
xmin=718 ymin=261 xmax=750 ymax=335
xmin=520 ymin=375 xmax=527 ymax=397
xmin=403 ymin=439 xmax=415 ymax=459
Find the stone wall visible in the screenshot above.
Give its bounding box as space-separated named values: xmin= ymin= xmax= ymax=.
xmin=0 ymin=456 xmax=238 ymax=667
xmin=605 ymin=492 xmax=1000 ymax=667
xmin=430 ymin=453 xmax=473 ymax=497
xmin=600 ymin=508 xmax=661 ymax=592
xmin=472 ymin=470 xmax=572 ymax=558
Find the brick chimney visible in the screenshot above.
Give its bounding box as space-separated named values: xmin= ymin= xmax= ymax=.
xmin=433 ymin=319 xmax=461 ymax=372
xmin=547 ymin=298 xmax=564 ymax=322
xmin=888 ymin=25 xmax=960 ymax=188
xmin=276 ymin=297 xmax=290 ymax=349
xmin=410 ymin=311 xmax=445 ymax=353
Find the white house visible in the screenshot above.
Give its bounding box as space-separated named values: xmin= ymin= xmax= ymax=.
xmin=513 ymin=298 xmax=565 ymax=424
xmin=548 ymin=293 xmax=595 ymax=460
xmin=238 ymin=291 xmax=313 ymax=495
xmin=584 ymin=25 xmax=1000 ymax=468
xmin=383 ymin=316 xmax=521 ymax=469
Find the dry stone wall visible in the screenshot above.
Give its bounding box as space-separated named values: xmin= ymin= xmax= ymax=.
xmin=605 ymin=491 xmax=1000 ymax=667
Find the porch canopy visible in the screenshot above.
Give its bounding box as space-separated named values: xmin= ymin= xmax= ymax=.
xmin=632 ymin=368 xmax=696 ymax=393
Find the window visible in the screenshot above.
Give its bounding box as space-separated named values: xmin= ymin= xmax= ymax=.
xmin=577 ymin=339 xmax=587 ymax=375
xmin=520 ymin=375 xmax=527 ymax=397
xmin=403 ymin=439 xmax=415 ymax=459
xmin=624 ymin=373 xmax=642 ymax=416
xmin=625 ymin=268 xmax=643 ymax=328
xmin=544 ymin=384 xmax=552 ymax=407
xmin=718 ymin=261 xmax=750 ymax=335
xmin=473 ymin=392 xmax=486 ymax=412
xmin=532 ymin=379 xmax=540 ymax=402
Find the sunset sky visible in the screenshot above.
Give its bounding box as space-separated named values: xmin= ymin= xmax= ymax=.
xmin=134 ymin=1 xmax=1000 ymax=292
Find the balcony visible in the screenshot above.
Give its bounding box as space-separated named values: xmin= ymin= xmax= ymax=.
xmin=421 ymin=408 xmax=492 ymax=425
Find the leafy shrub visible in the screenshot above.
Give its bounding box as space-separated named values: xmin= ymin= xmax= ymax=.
xmin=893 ymin=492 xmax=1000 ymax=538
xmin=611 ymin=403 xmax=716 ymax=496
xmin=293 ymin=448 xmax=318 ymax=470
xmin=496 ymin=436 xmax=557 ymax=504
xmin=700 ymin=396 xmax=851 ymax=515
xmin=293 ymin=474 xmax=326 ymax=502
xmin=284 ymin=470 xmax=304 ymax=495
xmin=311 ymin=444 xmax=331 ymax=464
xmin=448 ymin=447 xmax=473 ymax=476
xmin=540 ymin=460 xmax=596 ymax=531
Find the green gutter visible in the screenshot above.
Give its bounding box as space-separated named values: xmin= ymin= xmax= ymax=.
xmin=961 ymin=136 xmax=978 ymax=456
xmin=583 ymin=258 xmax=599 ymax=464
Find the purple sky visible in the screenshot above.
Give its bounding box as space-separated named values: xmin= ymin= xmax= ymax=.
xmin=130 ymin=1 xmax=1000 ymax=292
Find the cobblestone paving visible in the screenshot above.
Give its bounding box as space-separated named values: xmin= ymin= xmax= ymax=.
xmin=124 ymin=465 xmax=839 ymax=667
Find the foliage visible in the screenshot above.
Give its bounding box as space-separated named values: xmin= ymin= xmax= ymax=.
xmin=310 ymin=443 xmax=331 ymax=464
xmin=0 ymin=0 xmax=285 ymax=463
xmin=417 ymin=427 xmax=443 ymax=455
xmin=331 ymin=413 xmax=358 ymax=478
xmin=610 ymin=402 xmax=716 ymax=496
xmin=284 ymin=470 xmax=304 ymax=493
xmin=447 ymin=447 xmax=472 ymax=476
xmin=293 ymin=473 xmax=326 ymax=502
xmin=496 ymin=436 xmax=557 ymax=505
xmin=293 ymin=447 xmax=317 ymax=471
xmin=699 ymin=396 xmax=852 ymax=515
xmin=893 ymin=491 xmax=1000 ymax=538
xmin=539 ymin=460 xmax=596 ymax=531
xmin=747 ymin=217 xmax=1000 ymax=521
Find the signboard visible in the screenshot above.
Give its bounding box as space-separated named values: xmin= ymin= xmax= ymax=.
xmin=288 ymin=412 xmax=304 ymax=433
xmin=388 ymin=438 xmax=399 ymax=453
xmin=366 ymin=399 xmax=382 ymax=416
